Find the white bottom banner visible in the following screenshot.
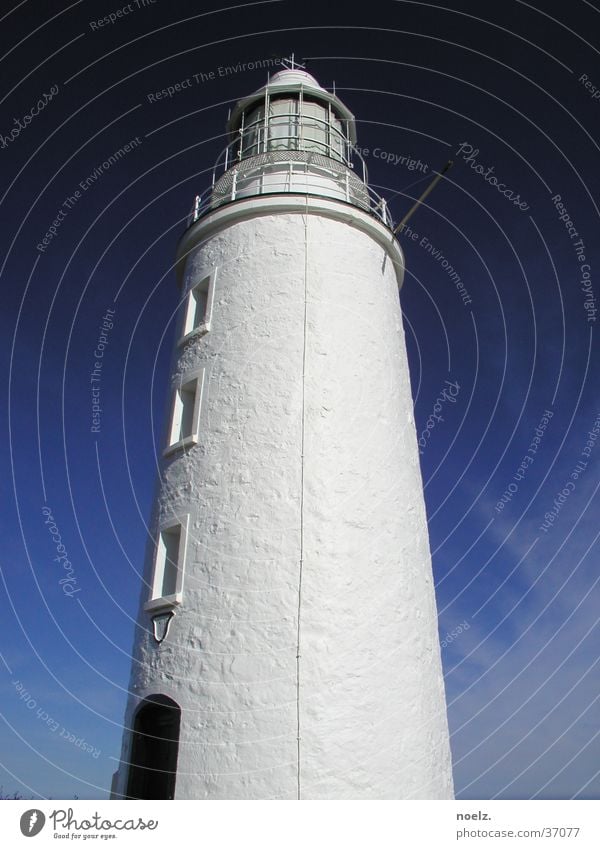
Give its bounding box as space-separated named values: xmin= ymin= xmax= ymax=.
xmin=1 ymin=800 xmax=598 ymax=848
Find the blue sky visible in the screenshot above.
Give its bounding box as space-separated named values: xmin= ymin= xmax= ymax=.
xmin=1 ymin=0 xmax=599 ymax=799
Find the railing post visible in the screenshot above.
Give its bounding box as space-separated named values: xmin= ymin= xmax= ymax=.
xmin=298 ymin=87 xmax=303 ymax=152
xmin=237 ymin=128 xmax=243 ymax=161
xmin=263 ymin=89 xmax=269 ymax=153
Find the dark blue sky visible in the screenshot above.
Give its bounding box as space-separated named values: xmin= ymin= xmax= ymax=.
xmin=1 ymin=0 xmax=598 ymax=800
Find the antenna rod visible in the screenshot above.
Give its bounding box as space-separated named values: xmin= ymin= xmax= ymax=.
xmin=393 ymin=160 xmax=453 ymax=234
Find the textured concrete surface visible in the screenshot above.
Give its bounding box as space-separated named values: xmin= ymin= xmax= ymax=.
xmin=116 ymin=204 xmax=454 ymax=800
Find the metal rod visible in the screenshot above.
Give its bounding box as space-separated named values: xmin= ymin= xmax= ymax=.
xmin=263 ymin=88 xmax=269 ymax=153
xmin=393 ymin=160 xmax=453 ymax=234
xmin=298 ymin=87 xmax=303 ymax=152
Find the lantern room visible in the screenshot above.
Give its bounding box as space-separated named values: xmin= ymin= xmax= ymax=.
xmin=227 ymin=68 xmax=356 ymax=165
xmin=186 ymin=65 xmax=393 ymax=229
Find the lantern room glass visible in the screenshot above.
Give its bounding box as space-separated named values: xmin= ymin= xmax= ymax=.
xmin=237 ymin=96 xmax=348 ymax=163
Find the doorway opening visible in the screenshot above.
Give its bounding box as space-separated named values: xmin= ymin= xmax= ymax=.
xmin=126 ymin=694 xmax=181 ymax=799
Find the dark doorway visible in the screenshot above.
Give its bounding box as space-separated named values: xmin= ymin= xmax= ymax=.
xmin=126 ymin=694 xmax=181 ymax=799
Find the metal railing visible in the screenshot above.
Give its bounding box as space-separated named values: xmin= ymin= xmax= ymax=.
xmin=185 ymin=149 xmax=393 ymax=230
xmin=213 ymin=128 xmax=366 ymax=187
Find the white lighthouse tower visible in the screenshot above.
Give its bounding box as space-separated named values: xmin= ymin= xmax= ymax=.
xmin=113 ymin=65 xmax=454 ymax=800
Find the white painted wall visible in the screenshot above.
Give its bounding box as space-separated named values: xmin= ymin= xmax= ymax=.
xmin=116 ymin=198 xmax=454 ymax=800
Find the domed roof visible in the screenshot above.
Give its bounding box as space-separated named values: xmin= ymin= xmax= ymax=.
xmin=263 ymin=69 xmax=325 ymax=91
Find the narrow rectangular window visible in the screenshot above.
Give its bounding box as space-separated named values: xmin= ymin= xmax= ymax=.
xmin=165 ymin=369 xmax=204 ymax=453
xmin=179 ymin=269 xmax=216 ymax=344
xmin=183 ymin=278 xmax=209 ymax=334
xmin=145 ymin=515 xmax=189 ymax=612
xmin=159 ymin=525 xmax=180 ymax=597
xmin=173 ymin=381 xmax=195 ymax=443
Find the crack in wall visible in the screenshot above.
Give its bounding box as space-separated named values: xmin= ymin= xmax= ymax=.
xmin=296 ymin=201 xmax=309 ymax=800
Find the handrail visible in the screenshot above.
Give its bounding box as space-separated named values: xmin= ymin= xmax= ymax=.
xmin=212 ymin=125 xmax=370 ymax=187
xmin=186 ymin=150 xmax=393 ymax=230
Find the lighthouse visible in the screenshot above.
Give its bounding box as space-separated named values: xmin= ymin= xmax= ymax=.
xmin=113 ymin=65 xmax=454 ymax=800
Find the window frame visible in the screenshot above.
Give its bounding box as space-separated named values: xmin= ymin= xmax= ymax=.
xmin=144 ymin=514 xmax=190 ymax=612
xmin=164 ymin=368 xmax=205 ymax=455
xmin=178 ymin=268 xmax=217 ymax=346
